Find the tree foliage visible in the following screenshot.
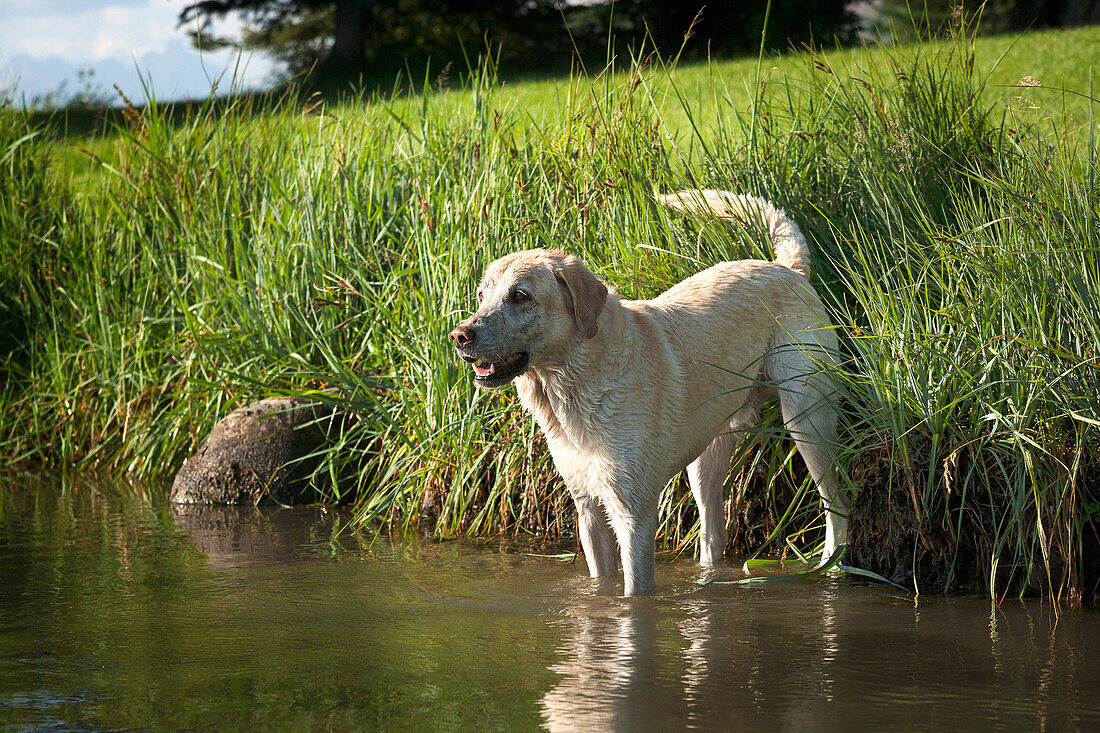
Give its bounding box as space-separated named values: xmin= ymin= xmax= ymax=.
xmin=178 ymin=0 xmax=857 ymax=82
xmin=862 ymin=0 xmax=1100 ymax=42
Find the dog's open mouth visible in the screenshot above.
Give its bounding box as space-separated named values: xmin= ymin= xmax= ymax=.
xmin=461 ymin=352 xmax=529 ymax=387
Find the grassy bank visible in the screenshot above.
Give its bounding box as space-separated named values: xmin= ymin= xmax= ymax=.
xmin=2 ymin=26 xmax=1098 ymax=601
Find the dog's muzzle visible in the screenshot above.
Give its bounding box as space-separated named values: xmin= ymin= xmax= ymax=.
xmin=458 ymin=350 xmax=529 ymax=388
xmin=450 ymin=323 xmax=530 ymax=387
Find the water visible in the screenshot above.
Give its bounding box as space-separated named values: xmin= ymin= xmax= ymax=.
xmin=2 ymin=476 xmax=1099 ymax=731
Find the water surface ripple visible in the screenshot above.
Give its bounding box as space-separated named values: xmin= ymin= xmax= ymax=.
xmin=1 ymin=477 xmax=1097 ymax=731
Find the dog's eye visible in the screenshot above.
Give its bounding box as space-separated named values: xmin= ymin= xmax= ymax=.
xmin=513 ymin=289 xmax=529 ymax=303
xmin=476 ymin=291 xmax=484 ymax=304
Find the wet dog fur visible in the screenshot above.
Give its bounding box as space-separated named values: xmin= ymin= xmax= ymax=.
xmin=450 ymin=190 xmax=848 ymax=595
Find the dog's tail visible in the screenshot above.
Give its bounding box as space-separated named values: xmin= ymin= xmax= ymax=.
xmin=656 ymin=189 xmax=812 ymax=278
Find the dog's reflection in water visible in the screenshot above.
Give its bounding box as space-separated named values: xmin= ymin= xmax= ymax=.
xmin=539 ymin=587 xmax=667 ymax=732
xmin=539 ymin=580 xmax=842 ymax=731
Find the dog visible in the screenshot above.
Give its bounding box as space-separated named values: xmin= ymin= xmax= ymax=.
xmin=449 ymin=190 xmax=848 ymax=595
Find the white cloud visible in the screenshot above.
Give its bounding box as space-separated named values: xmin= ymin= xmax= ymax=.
xmin=0 ymin=1 xmax=278 ymax=101
xmin=1 ymin=1 xmax=184 ymax=62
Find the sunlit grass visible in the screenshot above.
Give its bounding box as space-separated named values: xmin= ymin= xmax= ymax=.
xmin=374 ymin=25 xmax=1100 ymax=145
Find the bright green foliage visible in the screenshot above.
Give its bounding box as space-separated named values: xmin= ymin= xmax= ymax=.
xmin=1 ymin=26 xmax=1097 ymax=601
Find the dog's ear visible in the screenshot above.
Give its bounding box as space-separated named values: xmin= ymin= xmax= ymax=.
xmin=555 ymin=258 xmax=608 ymax=339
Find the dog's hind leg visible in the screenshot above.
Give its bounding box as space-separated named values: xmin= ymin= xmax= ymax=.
xmin=770 ymin=342 xmax=848 ymax=566
xmin=687 ymin=433 xmax=736 ymax=566
xmin=575 ymin=495 xmax=619 ymax=577
xmin=687 ymin=393 xmax=761 ymax=566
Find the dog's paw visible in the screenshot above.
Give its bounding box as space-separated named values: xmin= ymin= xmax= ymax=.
xmin=815 ymin=544 xmax=847 ymax=572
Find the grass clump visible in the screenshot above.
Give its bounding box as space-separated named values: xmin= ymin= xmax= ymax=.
xmin=1 ymin=26 xmax=1098 ymax=602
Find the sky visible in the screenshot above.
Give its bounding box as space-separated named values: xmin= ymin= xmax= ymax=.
xmin=0 ymin=0 xmax=279 ymax=106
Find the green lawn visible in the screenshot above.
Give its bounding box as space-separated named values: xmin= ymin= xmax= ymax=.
xmin=371 ymin=25 xmax=1098 ymax=143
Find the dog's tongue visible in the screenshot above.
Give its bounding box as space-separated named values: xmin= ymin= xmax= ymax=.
xmin=475 ymin=362 xmax=494 ymax=377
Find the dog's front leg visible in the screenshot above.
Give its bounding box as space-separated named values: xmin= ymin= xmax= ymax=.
xmin=574 ymin=494 xmax=618 ymax=577
xmin=606 ymin=500 xmax=658 ymax=596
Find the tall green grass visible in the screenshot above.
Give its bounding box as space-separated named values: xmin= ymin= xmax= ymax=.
xmin=1 ymin=28 xmax=1097 ymax=601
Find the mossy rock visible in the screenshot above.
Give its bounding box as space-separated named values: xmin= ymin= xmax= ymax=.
xmin=171 ymin=397 xmax=341 ymax=505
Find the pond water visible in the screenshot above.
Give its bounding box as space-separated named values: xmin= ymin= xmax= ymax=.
xmin=2 ymin=475 xmax=1099 ymax=731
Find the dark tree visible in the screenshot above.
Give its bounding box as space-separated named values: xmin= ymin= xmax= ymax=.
xmin=1011 ymin=0 xmax=1100 ymax=27
xmin=179 ymin=0 xmax=586 ymax=79
xmin=178 ymin=0 xmax=859 ymax=83
xmin=869 ymin=0 xmax=1100 ymax=39
xmin=645 ymin=0 xmax=855 ymax=58
xmin=179 ymin=0 xmax=369 ymax=75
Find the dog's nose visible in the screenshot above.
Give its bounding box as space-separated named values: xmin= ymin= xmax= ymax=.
xmin=449 ymin=325 xmax=474 ymax=347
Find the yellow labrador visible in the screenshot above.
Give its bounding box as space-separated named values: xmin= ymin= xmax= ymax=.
xmin=450 ymin=190 xmax=847 ymax=595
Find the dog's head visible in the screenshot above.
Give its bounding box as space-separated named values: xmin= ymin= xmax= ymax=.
xmin=450 ymin=249 xmax=608 ymax=388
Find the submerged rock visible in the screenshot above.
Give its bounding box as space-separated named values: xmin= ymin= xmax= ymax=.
xmin=170 ymin=397 xmax=341 ymax=505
